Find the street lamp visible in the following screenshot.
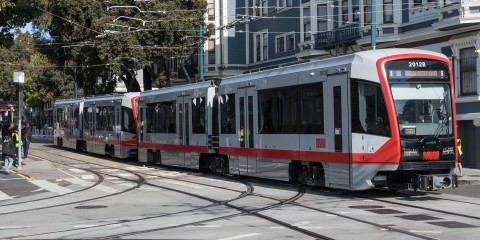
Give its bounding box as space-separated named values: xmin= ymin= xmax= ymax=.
xmin=13 ymin=71 xmax=24 ymax=168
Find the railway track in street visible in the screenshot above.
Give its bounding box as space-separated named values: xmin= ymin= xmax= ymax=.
xmin=1 ymin=144 xmax=479 ymax=239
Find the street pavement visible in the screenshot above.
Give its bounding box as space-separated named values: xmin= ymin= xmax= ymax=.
xmin=1 ymin=140 xmax=479 ymax=199
xmin=6 ymin=150 xmax=480 ymax=186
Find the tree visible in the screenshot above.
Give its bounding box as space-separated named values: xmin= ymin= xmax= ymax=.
xmin=35 ymin=0 xmax=207 ymax=95
xmin=0 ymin=0 xmax=46 ymax=47
xmin=0 ymin=31 xmax=70 ymax=110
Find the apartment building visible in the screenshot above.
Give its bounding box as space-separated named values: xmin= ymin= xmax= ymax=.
xmin=202 ymin=0 xmax=480 ymax=168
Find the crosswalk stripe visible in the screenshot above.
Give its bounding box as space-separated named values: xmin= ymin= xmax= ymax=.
xmin=0 ymin=190 xmax=13 ymax=200
xmin=29 ymin=180 xmax=73 ymax=194
xmin=64 ymin=178 xmax=117 ymax=193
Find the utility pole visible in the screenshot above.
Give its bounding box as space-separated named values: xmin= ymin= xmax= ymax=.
xmin=73 ymin=63 xmax=78 ymax=98
xmin=199 ymin=24 xmax=204 ymax=81
xmin=371 ymin=0 xmax=376 ymax=50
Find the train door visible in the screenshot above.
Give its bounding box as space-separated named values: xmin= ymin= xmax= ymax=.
xmin=178 ymin=95 xmax=191 ymax=166
xmin=326 ymin=74 xmax=352 ymax=188
xmin=237 ymin=86 xmax=256 ymax=175
xmin=86 ymin=104 xmax=96 ymax=153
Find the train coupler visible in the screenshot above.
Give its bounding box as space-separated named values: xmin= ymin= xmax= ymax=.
xmin=416 ymin=174 xmax=458 ymax=191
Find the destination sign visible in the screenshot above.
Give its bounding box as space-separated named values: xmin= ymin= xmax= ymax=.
xmin=388 ymin=70 xmax=445 ymax=79
xmin=385 ymin=59 xmax=449 ymax=81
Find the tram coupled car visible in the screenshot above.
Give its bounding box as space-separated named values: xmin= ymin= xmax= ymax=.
xmin=54 ymin=48 xmax=459 ymax=192
xmin=54 ymin=93 xmax=139 ymax=159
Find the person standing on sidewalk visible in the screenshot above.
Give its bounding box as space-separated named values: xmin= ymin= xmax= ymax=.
xmin=11 ymin=126 xmax=22 ymax=166
xmin=21 ymin=122 xmax=32 ymax=160
xmin=2 ymin=135 xmax=16 ymax=174
xmin=457 ymin=138 xmax=464 ymax=177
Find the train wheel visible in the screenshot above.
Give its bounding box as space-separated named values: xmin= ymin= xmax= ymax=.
xmin=110 ymin=145 xmax=115 ymax=157
xmin=289 ymin=161 xmax=303 ymax=184
xmin=221 ymin=156 xmax=229 ymax=175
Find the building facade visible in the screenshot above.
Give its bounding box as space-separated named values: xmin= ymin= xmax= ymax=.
xmin=201 ymin=0 xmax=480 ymax=168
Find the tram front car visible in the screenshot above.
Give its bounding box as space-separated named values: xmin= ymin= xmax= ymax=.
xmin=384 ymin=57 xmax=458 ymax=191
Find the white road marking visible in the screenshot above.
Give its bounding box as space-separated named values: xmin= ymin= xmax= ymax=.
xmin=187 ymin=225 xmax=221 ymax=228
xmin=218 ymin=233 xmax=261 ymax=240
xmin=0 ymin=178 xmax=24 ymax=181
xmin=73 ymin=224 xmax=122 ymax=228
xmin=125 ymin=166 xmax=153 ymax=171
xmin=69 ymin=168 xmax=86 ymax=173
xmin=81 ymin=175 xmax=95 ymax=180
xmin=64 ymin=178 xmax=117 ymax=194
xmin=116 ymin=173 xmax=134 ymax=177
xmin=30 ymin=180 xmax=73 ymax=194
xmin=0 ymin=226 xmax=32 ymax=229
xmin=0 ymin=191 xmax=13 ymax=200
xmin=409 ymin=230 xmax=442 ymax=234
xmin=161 ymin=179 xmax=205 ymax=189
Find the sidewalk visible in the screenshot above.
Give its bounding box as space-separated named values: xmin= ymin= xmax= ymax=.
xmin=11 ymin=156 xmax=71 ymax=180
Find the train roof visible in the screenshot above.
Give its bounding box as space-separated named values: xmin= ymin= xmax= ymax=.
xmin=220 ymin=48 xmax=448 ymax=84
xmin=139 ymin=81 xmax=212 ymax=98
xmin=55 ymin=92 xmax=139 ymax=105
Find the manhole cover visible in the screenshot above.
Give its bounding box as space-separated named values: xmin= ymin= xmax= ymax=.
xmin=75 ymin=205 xmax=108 ymax=209
xmin=349 ymin=205 xmax=384 ymax=209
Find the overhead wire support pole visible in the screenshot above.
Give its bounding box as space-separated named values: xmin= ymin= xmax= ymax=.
xmin=199 ymin=24 xmax=204 ymax=81
xmin=371 ymin=0 xmax=376 ymax=50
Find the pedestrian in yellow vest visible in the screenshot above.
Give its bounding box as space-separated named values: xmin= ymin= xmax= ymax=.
xmin=457 ymin=139 xmax=464 ymax=177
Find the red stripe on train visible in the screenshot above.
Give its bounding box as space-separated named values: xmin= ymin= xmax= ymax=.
xmin=139 ymin=143 xmax=209 ymax=153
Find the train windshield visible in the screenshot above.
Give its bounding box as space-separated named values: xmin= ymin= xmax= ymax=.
xmin=391 ymin=83 xmax=453 ymax=137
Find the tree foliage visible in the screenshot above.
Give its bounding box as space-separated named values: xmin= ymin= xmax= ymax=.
xmin=0 ymin=0 xmax=47 ymax=46
xmin=0 ymin=0 xmax=207 ymax=115
xmin=0 ymin=31 xmax=70 ymax=109
xmin=35 ymin=0 xmax=207 ymax=95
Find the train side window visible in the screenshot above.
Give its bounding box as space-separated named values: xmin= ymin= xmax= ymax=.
xmin=145 ymin=101 xmax=176 ymax=133
xmin=220 ymin=94 xmax=236 ymax=134
xmin=300 ymin=83 xmax=324 ymax=134
xmin=83 ymin=107 xmax=90 ymax=130
xmin=192 ymin=97 xmax=206 ymax=134
xmin=74 ymin=107 xmax=79 ymax=129
xmin=96 ymin=106 xmax=114 ymax=131
xmin=122 ymin=106 xmax=135 ymax=133
xmin=258 ymin=83 xmax=322 ymax=134
xmin=351 ymin=80 xmax=390 ymax=136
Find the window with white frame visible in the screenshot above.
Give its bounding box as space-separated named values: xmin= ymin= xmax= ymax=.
xmin=286 ymin=34 xmax=294 ymax=51
xmin=413 ymin=0 xmax=422 ymax=6
xmin=459 ymin=47 xmax=477 ymax=96
xmin=364 ymin=0 xmax=372 ymax=24
xmin=254 ymin=0 xmax=268 ymax=17
xmin=352 ymin=0 xmax=360 ymax=22
xmin=317 ymin=4 xmax=329 ymax=33
xmin=277 ymin=0 xmax=292 ymax=8
xmin=276 ymin=33 xmax=295 ymax=53
xmin=207 ymin=39 xmax=215 ymax=64
xmin=255 ymin=32 xmax=268 ymax=62
xmin=207 ymin=0 xmax=215 ymax=21
xmin=383 ymin=0 xmax=393 ymax=23
xmin=342 ymin=0 xmax=349 ymax=24
xmin=303 ymin=7 xmax=311 ymax=41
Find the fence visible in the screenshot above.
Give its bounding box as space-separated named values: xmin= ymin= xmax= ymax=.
xmin=31 ymin=128 xmax=54 ymax=143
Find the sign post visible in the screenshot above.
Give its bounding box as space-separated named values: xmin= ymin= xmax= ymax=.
xmin=13 ymin=71 xmax=24 ymax=169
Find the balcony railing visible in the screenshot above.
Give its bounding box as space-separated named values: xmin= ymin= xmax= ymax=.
xmin=433 ymin=1 xmax=480 ymax=30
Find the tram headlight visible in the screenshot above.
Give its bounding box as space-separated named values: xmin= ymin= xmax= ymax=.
xmin=442 ymin=147 xmax=454 ymax=155
xmin=403 ymin=148 xmax=420 ymax=157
